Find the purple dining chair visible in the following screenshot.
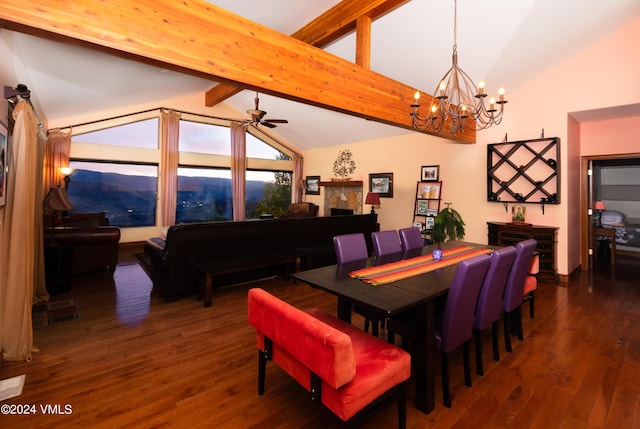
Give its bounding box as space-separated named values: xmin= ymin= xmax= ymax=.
xmin=333 ymin=233 xmax=384 ymax=336
xmin=502 ymin=239 xmax=537 ymax=352
xmin=398 ymin=227 xmax=424 ymax=252
xmin=436 ymin=253 xmax=491 ymax=408
xmin=333 ymin=233 xmax=368 ymax=264
xmin=473 ymin=246 xmax=517 ymax=375
xmin=388 ymin=253 xmax=492 ymax=407
xmin=372 ymin=230 xmax=402 ymax=257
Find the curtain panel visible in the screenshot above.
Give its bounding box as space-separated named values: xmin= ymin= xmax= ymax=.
xmin=0 ymin=100 xmax=46 ymax=362
xmin=43 ymin=129 xmax=71 ymax=192
xmin=231 ymin=124 xmax=247 ymax=221
xmin=160 ymin=110 xmax=180 ymax=226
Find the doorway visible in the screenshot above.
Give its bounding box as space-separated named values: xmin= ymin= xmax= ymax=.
xmin=581 ymin=154 xmax=640 ymax=270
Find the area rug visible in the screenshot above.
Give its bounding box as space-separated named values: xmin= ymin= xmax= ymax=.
xmin=32 ymin=299 xmax=79 ymax=328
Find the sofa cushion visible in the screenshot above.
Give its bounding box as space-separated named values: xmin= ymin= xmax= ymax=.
xmin=282 ymin=203 xmax=309 ymax=217
xmin=144 ymin=237 xmax=167 ymax=261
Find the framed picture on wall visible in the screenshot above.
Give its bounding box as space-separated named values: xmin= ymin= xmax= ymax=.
xmin=0 ymin=121 xmax=7 ymax=207
xmin=421 ymin=165 xmax=439 ymax=181
xmin=305 ymin=175 xmax=320 ymax=195
xmin=369 ymin=172 xmax=393 ymax=198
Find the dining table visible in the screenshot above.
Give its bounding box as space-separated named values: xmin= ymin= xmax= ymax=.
xmin=291 ymin=240 xmax=496 ymax=415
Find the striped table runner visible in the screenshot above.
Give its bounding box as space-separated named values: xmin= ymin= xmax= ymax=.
xmin=350 ymin=246 xmax=491 ymax=286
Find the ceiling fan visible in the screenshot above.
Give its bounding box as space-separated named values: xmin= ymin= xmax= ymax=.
xmin=244 ymin=92 xmax=288 ymax=128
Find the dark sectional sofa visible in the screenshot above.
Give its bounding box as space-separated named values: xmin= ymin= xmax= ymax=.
xmin=144 ymin=214 xmax=378 ymax=303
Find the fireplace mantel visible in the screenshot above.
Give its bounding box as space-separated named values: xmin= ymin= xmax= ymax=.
xmin=319 ymin=180 xmax=363 ymax=187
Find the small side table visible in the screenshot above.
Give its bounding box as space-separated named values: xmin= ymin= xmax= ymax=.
xmin=44 ymin=242 xmax=73 ymax=295
xmin=593 ymin=226 xmax=616 ymax=265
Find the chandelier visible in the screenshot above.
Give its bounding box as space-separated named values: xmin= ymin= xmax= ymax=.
xmin=410 ymin=0 xmax=506 ymax=135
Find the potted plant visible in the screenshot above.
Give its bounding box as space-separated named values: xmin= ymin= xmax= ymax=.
xmin=431 ymin=202 xmax=465 ymax=243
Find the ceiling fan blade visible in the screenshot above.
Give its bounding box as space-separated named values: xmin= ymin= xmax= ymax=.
xmin=260 ymin=121 xmax=277 ymax=128
xmin=264 ymin=119 xmax=288 ymax=124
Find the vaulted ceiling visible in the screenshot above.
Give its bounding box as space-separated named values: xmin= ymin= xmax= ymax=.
xmin=2 ymin=0 xmax=639 ymax=150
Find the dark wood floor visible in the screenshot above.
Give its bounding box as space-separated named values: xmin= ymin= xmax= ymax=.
xmin=1 ymin=245 xmax=639 ymax=428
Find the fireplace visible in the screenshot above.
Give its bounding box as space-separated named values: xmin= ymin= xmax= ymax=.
xmin=320 ymin=180 xmax=363 ymax=216
xmin=331 ymin=208 xmax=355 ymax=216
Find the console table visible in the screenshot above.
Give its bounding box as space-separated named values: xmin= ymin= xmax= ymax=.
xmin=487 ymin=221 xmax=559 ymax=282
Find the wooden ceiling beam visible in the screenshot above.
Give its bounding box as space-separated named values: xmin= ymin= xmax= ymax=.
xmin=0 ymin=0 xmax=475 ymax=143
xmin=290 ymin=0 xmax=409 ymax=48
xmin=205 ymin=0 xmax=409 ymax=107
xmin=355 ymin=15 xmax=372 ymax=69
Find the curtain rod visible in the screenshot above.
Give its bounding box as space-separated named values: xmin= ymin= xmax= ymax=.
xmin=4 ymin=84 xmax=43 ymax=127
xmin=47 ymin=106 xmax=302 ymax=158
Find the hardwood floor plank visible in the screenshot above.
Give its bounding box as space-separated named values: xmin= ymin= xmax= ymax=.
xmin=604 ymin=387 xmax=639 ymax=428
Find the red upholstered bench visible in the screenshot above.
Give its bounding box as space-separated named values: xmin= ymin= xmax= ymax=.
xmin=247 ymin=288 xmax=411 ymax=428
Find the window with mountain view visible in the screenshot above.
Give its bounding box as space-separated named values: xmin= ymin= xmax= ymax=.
xmin=68 ymin=118 xmax=159 ymax=227
xmin=177 ymin=120 xmax=292 ymax=223
xmin=67 ymin=114 xmax=293 ymax=227
xmin=67 ymin=161 xmax=158 ymax=227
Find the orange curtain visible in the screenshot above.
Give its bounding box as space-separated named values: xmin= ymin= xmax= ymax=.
xmin=0 ymin=100 xmax=46 ymax=362
xmin=43 ymin=129 xmax=71 ymax=192
xmin=231 ymin=124 xmax=246 ymax=221
xmin=160 ymin=109 xmax=180 ymax=226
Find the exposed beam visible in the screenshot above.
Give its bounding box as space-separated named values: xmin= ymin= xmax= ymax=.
xmin=206 ymin=0 xmax=408 ymax=107
xmin=355 ymin=16 xmax=372 ymax=68
xmin=0 ymin=0 xmax=475 ymax=143
xmin=290 ymin=0 xmax=409 ymax=48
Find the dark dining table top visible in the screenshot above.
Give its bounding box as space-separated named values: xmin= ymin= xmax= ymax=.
xmin=292 ymin=241 xmax=495 ymax=317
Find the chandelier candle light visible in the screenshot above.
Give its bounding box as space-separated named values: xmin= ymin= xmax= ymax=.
xmin=410 ymin=0 xmax=507 ymax=135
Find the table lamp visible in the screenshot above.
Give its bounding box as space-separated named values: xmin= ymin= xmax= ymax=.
xmin=43 ymin=187 xmax=75 ymax=225
xmin=365 ymin=192 xmax=380 ymax=214
xmin=594 ymin=201 xmax=606 ymax=227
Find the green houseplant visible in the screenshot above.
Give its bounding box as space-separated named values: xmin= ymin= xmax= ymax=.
xmin=431 ymin=202 xmax=465 ymax=243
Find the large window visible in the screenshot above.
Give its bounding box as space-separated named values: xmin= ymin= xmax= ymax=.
xmin=178 ymin=120 xmax=230 ymax=155
xmin=67 ymin=112 xmax=295 ymax=228
xmin=179 ymin=119 xmax=293 ymax=222
xmin=67 ymin=161 xmax=158 ymax=227
xmin=176 ymin=167 xmax=232 ymax=223
xmin=247 ymin=169 xmax=292 ymax=218
xmin=69 ymin=116 xmax=159 ymax=228
xmin=74 ymin=118 xmax=159 ymax=149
